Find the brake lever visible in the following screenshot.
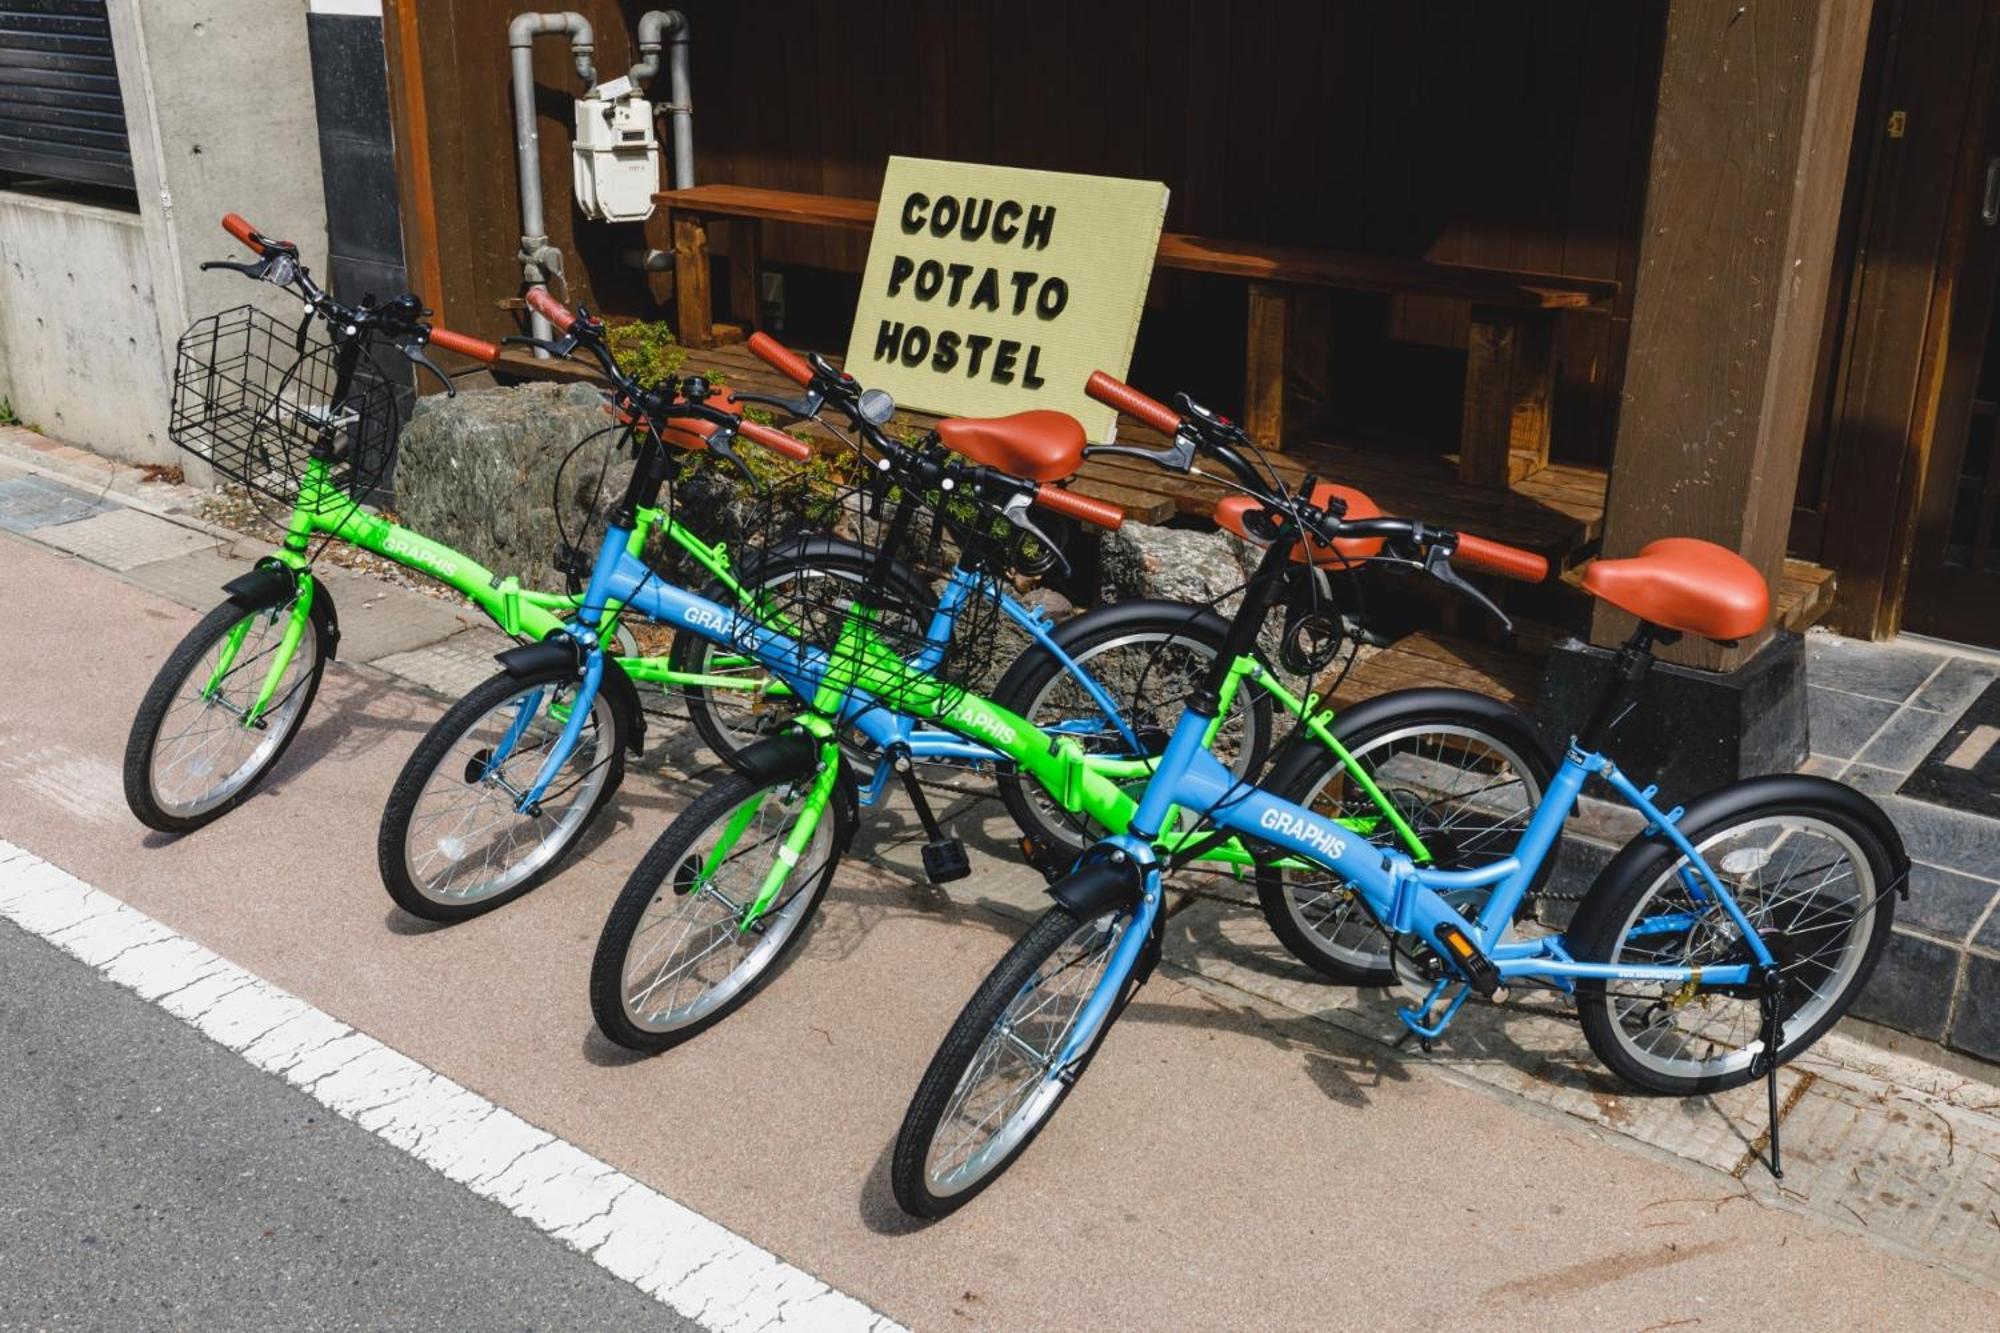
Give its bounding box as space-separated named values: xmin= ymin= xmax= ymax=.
xmin=502 ymin=332 xmax=580 ymax=359
xmin=1424 ymin=544 xmax=1515 ymax=636
xmin=703 ymin=428 xmax=765 ymax=492
xmin=1083 ymin=431 xmax=1196 ymax=473
xmin=727 ymin=388 xmax=824 ymax=421
xmin=998 ymin=491 xmax=1071 ymax=577
xmin=403 ymin=343 xmax=455 ymax=397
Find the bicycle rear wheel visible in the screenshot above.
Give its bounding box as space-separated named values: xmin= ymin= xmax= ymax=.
xmin=893 ymin=903 xmax=1137 ymax=1218
xmin=589 ymin=761 xmax=847 ymax=1052
xmin=377 ymin=664 xmax=623 ymax=922
xmin=123 ymin=593 xmax=328 ymax=833
xmin=1570 ymin=778 xmax=1898 ymax=1095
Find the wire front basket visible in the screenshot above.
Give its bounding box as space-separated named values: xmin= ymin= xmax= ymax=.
xmin=722 ymin=461 xmax=1009 ymax=721
xmin=169 ymin=304 xmax=400 ymax=508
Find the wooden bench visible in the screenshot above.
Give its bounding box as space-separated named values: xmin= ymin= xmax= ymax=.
xmin=653 ymin=183 xmax=1617 ymax=490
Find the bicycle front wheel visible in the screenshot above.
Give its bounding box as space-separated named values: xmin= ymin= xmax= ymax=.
xmin=1570 ymin=779 xmax=1898 ymax=1095
xmin=123 ymin=593 xmax=328 ymax=833
xmin=377 ymin=664 xmax=623 ymax=922
xmin=892 ymin=903 xmax=1138 ymax=1218
xmin=590 ymin=762 xmax=846 ymax=1051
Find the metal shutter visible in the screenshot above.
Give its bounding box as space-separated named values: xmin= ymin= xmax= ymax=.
xmin=0 ymin=0 xmax=133 ymax=191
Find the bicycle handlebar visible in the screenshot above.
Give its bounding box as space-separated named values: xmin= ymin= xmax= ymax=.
xmin=524 ymin=286 xmax=576 ymax=334
xmin=747 ymin=331 xmax=816 ymax=387
xmin=1034 ymin=484 xmax=1122 ymax=530
xmin=1086 ymin=370 xmax=1181 ymax=436
xmin=428 ymin=327 xmax=500 ymax=364
xmin=1453 ymin=533 xmax=1548 ymax=583
xmin=737 ymin=419 xmax=813 ymax=463
xmin=221 ymin=213 xmax=267 ymax=254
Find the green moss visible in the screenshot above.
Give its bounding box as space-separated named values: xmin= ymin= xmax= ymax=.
xmin=0 ymin=396 xmax=19 ymax=427
xmin=604 ymin=319 xmax=687 ymax=389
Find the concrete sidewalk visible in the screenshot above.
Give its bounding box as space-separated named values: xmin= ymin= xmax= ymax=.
xmin=2 ymin=435 xmax=1998 ymax=1327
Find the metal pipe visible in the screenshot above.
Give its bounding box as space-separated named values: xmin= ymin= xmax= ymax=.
xmin=629 ymin=10 xmax=694 ymax=190
xmin=508 ymin=11 xmax=597 ymax=351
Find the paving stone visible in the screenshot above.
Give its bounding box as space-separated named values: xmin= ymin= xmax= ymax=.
xmin=1901 ymin=862 xmax=2000 ymax=942
xmin=1950 ymin=952 xmax=2000 ymax=1063
xmin=309 ymin=567 xmax=484 ymax=663
xmin=1855 ymin=701 xmax=1967 ymax=774
xmin=0 ymin=475 xmax=119 ymax=534
xmin=1805 ymin=633 xmax=1947 ymax=704
xmin=1875 ymin=794 xmax=2000 ymax=883
xmin=1850 ymin=929 xmax=1959 ymax=1041
xmin=369 ymin=626 xmax=517 ymax=700
xmin=120 ymin=546 xmax=259 ymax=610
xmin=1841 ymin=761 xmax=1906 ymax=797
xmin=1976 ymin=909 xmax=2000 ymax=954
xmin=1910 ymin=655 xmax=2000 ymax=716
xmin=34 ymin=507 xmax=219 ymax=571
xmin=1806 ymin=686 xmax=1898 ymax=761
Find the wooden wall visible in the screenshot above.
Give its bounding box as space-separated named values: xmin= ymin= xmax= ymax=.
xmin=394 ymin=1 xmax=1665 ymax=463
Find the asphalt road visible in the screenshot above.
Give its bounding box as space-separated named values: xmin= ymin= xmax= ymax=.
xmin=0 ymin=918 xmax=695 ymax=1332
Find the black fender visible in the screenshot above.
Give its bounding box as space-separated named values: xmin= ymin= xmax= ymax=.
xmin=1586 ymin=772 xmax=1912 ymax=908
xmin=222 ymin=558 xmax=339 ymax=660
xmin=991 ymin=597 xmax=1237 ymax=705
xmin=495 ymin=634 xmax=648 ymax=758
xmin=1048 ymin=858 xmax=1144 ymax=918
xmin=1260 ymin=685 xmax=1557 ymax=813
xmin=704 ymin=535 xmax=936 ymax=617
xmin=732 ymin=731 xmax=861 ymax=850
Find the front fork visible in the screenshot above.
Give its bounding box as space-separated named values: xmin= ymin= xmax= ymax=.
xmin=699 ymin=725 xmax=842 ymax=931
xmin=206 ymin=571 xmax=317 ymax=729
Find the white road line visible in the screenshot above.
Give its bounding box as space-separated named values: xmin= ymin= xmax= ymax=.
xmin=1944 ymin=723 xmax=1999 ymax=771
xmin=0 ymin=838 xmax=904 ymax=1333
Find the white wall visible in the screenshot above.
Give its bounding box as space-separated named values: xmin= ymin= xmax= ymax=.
xmin=0 ymin=0 xmax=328 ymax=469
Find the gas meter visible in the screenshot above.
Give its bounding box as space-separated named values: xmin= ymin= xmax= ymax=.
xmin=572 ymin=77 xmax=660 ymax=223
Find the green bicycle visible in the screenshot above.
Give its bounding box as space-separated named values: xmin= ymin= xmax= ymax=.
xmin=121 ymin=213 xmax=816 ymax=834
xmin=586 ymin=334 xmax=1558 ymax=1050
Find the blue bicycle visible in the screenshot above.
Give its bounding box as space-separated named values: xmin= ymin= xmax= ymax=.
xmin=891 ymin=371 xmax=1908 ymax=1217
xmin=375 ymin=309 xmax=1286 ymax=922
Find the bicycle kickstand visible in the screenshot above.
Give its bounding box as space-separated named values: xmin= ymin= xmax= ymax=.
xmin=1754 ymin=965 xmax=1785 ymax=1180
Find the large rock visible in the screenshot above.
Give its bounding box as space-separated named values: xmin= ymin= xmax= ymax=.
xmin=1100 ymin=522 xmax=1255 ymax=608
xmin=393 ymin=382 xmax=630 ymax=592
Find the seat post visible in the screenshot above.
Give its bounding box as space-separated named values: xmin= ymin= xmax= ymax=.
xmin=1575 ymin=624 xmax=1661 ymax=753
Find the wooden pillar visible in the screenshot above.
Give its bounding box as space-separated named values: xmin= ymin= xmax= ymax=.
xmin=1592 ymin=0 xmax=1876 ymax=670
xmin=1459 ymin=305 xmax=1555 ymax=487
xmin=1243 ymin=283 xmax=1329 ymax=451
xmin=726 ymin=218 xmax=762 ymax=329
xmin=672 ymin=211 xmax=716 ymax=349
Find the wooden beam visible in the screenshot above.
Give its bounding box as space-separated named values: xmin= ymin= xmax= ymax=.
xmin=381 ymin=0 xmax=443 ymax=325
xmin=1243 ymin=283 xmax=1291 ymax=449
xmin=671 ymin=212 xmax=715 ymax=349
xmin=1460 ymin=305 xmax=1555 ymax=486
xmin=726 ymin=218 xmax=762 ymax=328
xmin=1593 ymin=0 xmax=1876 ymax=670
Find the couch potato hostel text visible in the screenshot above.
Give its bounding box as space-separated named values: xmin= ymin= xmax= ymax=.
xmin=868 ymin=191 xmax=1074 ymax=388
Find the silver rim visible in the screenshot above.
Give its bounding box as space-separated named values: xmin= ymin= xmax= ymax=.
xmin=617 ymin=781 xmax=836 ymax=1033
xmin=397 ymin=680 xmax=616 ymax=906
xmin=147 ymin=605 xmax=318 ymax=819
xmin=1017 ymin=631 xmax=1255 ymax=849
xmin=1601 ymin=815 xmax=1877 ymax=1081
xmin=924 ymin=911 xmax=1126 ymax=1199
xmin=1278 ymin=723 xmax=1541 ymax=973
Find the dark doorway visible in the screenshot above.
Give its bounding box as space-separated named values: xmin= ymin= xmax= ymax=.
xmin=1904 ymin=50 xmax=2000 ymax=643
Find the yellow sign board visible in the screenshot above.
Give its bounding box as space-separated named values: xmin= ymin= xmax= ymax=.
xmin=844 ymin=156 xmax=1169 ymax=440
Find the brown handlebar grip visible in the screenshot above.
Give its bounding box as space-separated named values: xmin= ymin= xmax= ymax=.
xmin=1085 ymin=371 xmax=1181 ymax=436
xmin=221 ymin=213 xmax=266 ymax=254
xmin=428 ymin=327 xmax=500 ymax=364
xmin=746 ymin=331 xmax=815 ymax=386
xmin=738 ymin=420 xmax=813 ymax=462
xmin=1033 ymin=484 xmax=1124 ymax=531
xmin=1454 ymin=533 xmax=1549 ymax=583
xmin=524 ymin=286 xmax=575 ymax=333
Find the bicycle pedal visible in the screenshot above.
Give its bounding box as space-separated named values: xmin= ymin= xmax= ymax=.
xmin=1434 ymin=922 xmax=1502 ymax=998
xmin=922 ymin=838 xmax=972 ymax=884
